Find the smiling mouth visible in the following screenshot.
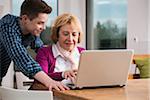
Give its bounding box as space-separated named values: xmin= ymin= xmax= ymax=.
xmin=66 ymin=42 xmax=74 ymax=45
xmin=34 ymin=30 xmax=42 ymax=36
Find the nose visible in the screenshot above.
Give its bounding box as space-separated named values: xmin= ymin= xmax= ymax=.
xmin=68 ymin=34 xmax=73 ymax=41
xmin=40 ymin=25 xmax=46 ymax=31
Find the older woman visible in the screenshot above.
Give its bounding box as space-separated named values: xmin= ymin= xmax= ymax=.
xmin=30 ymin=13 xmax=85 ymax=90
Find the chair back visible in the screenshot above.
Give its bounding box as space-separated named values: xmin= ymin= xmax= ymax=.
xmin=0 ymin=86 xmax=53 ymax=100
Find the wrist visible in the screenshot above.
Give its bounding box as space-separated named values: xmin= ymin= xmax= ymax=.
xmin=45 ymin=78 xmax=55 ymax=88
xmin=34 ymin=71 xmax=54 ymax=88
xmin=62 ymin=72 xmax=65 ymax=78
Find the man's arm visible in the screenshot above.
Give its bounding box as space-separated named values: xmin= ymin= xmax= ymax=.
xmin=0 ymin=24 xmax=69 ymax=90
xmin=1 ymin=25 xmax=39 ymax=77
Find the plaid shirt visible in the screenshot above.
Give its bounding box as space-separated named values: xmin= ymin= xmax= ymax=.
xmin=0 ymin=14 xmax=43 ymax=82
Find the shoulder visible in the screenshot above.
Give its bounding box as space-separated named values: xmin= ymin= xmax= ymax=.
xmin=36 ymin=45 xmax=55 ymax=62
xmin=0 ymin=14 xmax=18 ymax=25
xmin=37 ymin=45 xmax=54 ymax=56
xmin=1 ymin=14 xmax=15 ymax=19
xmin=0 ymin=14 xmax=19 ymax=34
xmin=77 ymin=47 xmax=86 ymax=53
xmin=37 ymin=45 xmax=52 ymax=53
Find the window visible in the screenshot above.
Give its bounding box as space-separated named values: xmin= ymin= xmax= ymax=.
xmin=12 ymin=0 xmax=58 ymax=45
xmin=86 ymin=0 xmax=127 ymax=50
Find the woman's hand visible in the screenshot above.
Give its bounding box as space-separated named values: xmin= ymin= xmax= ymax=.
xmin=63 ymin=69 xmax=77 ymax=84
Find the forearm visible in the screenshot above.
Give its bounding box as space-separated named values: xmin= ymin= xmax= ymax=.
xmin=33 ymin=71 xmax=54 ymax=88
xmin=33 ymin=71 xmax=70 ymax=91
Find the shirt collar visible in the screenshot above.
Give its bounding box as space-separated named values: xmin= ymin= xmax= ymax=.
xmin=52 ymin=44 xmax=62 ymax=58
xmin=52 ymin=44 xmax=80 ymax=58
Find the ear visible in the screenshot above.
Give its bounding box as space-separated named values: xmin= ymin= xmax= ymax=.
xmin=78 ymin=32 xmax=80 ymax=43
xmin=20 ymin=15 xmax=29 ymax=22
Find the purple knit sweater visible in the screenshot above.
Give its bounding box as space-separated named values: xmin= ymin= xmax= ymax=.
xmin=36 ymin=45 xmax=85 ymax=81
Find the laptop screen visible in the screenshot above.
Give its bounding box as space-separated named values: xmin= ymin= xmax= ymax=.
xmin=75 ymin=50 xmax=134 ymax=88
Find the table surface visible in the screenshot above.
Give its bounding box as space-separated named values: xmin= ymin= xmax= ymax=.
xmin=53 ymin=79 xmax=150 ymax=100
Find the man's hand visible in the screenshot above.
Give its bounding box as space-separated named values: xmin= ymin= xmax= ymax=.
xmin=34 ymin=71 xmax=70 ymax=91
xmin=48 ymin=79 xmax=70 ymax=91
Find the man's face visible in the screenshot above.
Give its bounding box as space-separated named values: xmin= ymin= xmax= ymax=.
xmin=22 ymin=13 xmax=48 ymax=36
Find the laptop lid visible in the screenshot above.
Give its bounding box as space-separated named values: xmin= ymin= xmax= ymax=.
xmin=74 ymin=49 xmax=134 ymax=88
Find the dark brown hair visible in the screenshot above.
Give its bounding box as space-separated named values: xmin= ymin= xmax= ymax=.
xmin=20 ymin=0 xmax=52 ymax=20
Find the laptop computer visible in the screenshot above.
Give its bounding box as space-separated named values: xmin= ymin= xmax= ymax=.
xmin=62 ymin=49 xmax=134 ymax=89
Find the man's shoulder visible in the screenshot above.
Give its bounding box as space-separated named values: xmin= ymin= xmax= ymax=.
xmin=0 ymin=14 xmax=18 ymax=25
xmin=1 ymin=14 xmax=16 ymax=19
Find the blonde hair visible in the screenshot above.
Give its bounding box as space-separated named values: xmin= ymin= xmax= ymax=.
xmin=51 ymin=13 xmax=83 ymax=43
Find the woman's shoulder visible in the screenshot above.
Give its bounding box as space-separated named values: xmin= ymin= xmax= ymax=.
xmin=77 ymin=46 xmax=86 ymax=53
xmin=36 ymin=45 xmax=54 ymax=60
xmin=38 ymin=45 xmax=52 ymax=53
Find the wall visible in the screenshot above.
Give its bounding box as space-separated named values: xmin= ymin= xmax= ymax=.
xmin=127 ymin=0 xmax=149 ymax=54
xmin=148 ymin=0 xmax=150 ymax=52
xmin=58 ymin=0 xmax=86 ymax=48
xmin=0 ymin=0 xmax=11 ymax=18
xmin=59 ymin=0 xmax=150 ymax=54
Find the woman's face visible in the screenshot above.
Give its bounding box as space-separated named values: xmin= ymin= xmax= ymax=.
xmin=58 ymin=23 xmax=80 ymax=52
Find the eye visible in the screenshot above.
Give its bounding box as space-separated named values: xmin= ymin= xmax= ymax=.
xmin=63 ymin=31 xmax=69 ymax=36
xmin=37 ymin=21 xmax=44 ymax=25
xmin=72 ymin=32 xmax=79 ymax=36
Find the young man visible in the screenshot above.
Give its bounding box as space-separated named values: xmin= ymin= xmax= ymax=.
xmin=0 ymin=0 xmax=69 ymax=91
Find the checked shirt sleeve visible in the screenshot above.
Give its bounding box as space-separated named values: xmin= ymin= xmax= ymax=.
xmin=0 ymin=24 xmax=42 ymax=78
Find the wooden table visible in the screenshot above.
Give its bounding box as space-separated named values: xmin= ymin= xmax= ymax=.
xmin=53 ymin=79 xmax=150 ymax=100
